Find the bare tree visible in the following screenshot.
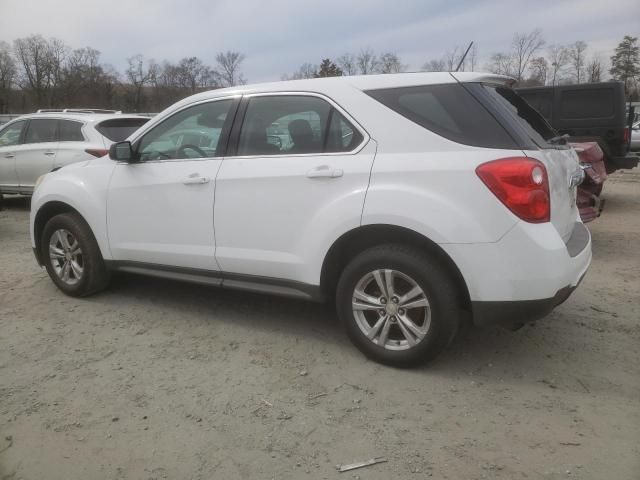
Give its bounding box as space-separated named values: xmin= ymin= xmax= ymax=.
xmin=13 ymin=35 xmax=68 ymax=107
xmin=528 ymin=57 xmax=548 ymax=85
xmin=0 ymin=41 xmax=16 ymax=113
xmin=215 ymin=51 xmax=246 ymax=87
xmin=282 ymin=63 xmax=317 ymax=80
xmin=336 ymin=53 xmax=357 ymax=76
xmin=587 ymin=56 xmax=603 ymax=83
xmin=356 ymin=48 xmax=379 ymax=75
xmin=548 ymin=44 xmax=569 ymax=86
xmin=487 ymin=52 xmax=515 ymax=76
xmin=444 ymin=47 xmax=461 ymax=71
xmin=422 ymin=58 xmax=446 ymax=72
xmin=125 ymin=54 xmax=157 ymax=111
xmin=379 ymin=52 xmax=405 ymax=74
xmin=469 ymin=43 xmax=479 ymax=71
xmin=568 ymin=41 xmax=588 ymax=83
xmin=511 ymin=29 xmax=545 ymax=81
xmin=61 ymin=47 xmax=103 ymax=103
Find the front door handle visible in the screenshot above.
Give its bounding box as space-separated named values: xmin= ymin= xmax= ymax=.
xmin=183 ymin=174 xmax=210 ymax=185
xmin=4 ymin=153 xmax=15 ymax=159
xmin=306 ymin=165 xmax=343 ymax=179
xmin=44 ymin=151 xmax=56 ymax=156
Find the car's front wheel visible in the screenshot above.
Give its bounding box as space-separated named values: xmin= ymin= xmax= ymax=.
xmin=41 ymin=213 xmax=110 ymax=297
xmin=336 ymin=244 xmax=461 ymax=367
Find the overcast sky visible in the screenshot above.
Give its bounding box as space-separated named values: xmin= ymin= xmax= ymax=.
xmin=1 ymin=0 xmax=638 ymax=82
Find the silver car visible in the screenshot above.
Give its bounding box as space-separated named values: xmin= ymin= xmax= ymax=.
xmin=631 ymin=121 xmax=640 ymax=152
xmin=0 ymin=110 xmax=150 ymax=195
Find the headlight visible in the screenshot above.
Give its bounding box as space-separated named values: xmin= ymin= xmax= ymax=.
xmin=34 ymin=174 xmax=46 ymax=191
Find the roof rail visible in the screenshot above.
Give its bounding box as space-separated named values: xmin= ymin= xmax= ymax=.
xmin=35 ymin=108 xmax=122 ymax=114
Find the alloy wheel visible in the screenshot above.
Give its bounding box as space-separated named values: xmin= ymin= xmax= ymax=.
xmin=352 ymin=269 xmax=431 ymax=351
xmin=49 ymin=229 xmax=84 ymax=285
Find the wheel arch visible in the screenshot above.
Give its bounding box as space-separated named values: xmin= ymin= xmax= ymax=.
xmin=320 ymin=224 xmax=471 ymax=312
xmin=33 ymin=201 xmax=87 ymax=265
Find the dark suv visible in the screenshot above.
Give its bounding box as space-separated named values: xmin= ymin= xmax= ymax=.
xmin=516 ymin=82 xmax=638 ymax=172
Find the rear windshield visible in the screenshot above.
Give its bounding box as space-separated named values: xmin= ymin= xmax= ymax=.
xmin=517 ymin=91 xmax=553 ymax=121
xmin=95 ymin=118 xmax=150 ymax=142
xmin=365 ymin=83 xmax=518 ymax=149
xmin=482 ymin=85 xmax=556 ymax=146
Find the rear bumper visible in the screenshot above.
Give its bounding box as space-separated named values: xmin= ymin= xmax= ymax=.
xmin=472 ymin=278 xmax=582 ymax=329
xmin=441 ymin=220 xmax=591 ymax=326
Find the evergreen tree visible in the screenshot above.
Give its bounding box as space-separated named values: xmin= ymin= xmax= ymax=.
xmin=315 ymin=59 xmax=343 ymax=77
xmin=610 ymin=35 xmax=640 ymax=93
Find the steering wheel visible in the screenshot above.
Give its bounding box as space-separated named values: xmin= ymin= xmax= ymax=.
xmin=177 ymin=144 xmax=207 ymax=158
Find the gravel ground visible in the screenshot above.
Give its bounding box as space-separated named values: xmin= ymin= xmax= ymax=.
xmin=1 ymin=171 xmax=639 ymax=480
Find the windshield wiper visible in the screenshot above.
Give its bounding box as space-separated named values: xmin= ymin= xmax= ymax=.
xmin=548 ymin=133 xmax=570 ymax=145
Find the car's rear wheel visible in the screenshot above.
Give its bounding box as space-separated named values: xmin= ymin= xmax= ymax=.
xmin=336 ymin=244 xmax=461 ymax=367
xmin=41 ymin=213 xmax=110 ymax=297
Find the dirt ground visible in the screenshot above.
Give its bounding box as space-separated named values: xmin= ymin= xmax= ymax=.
xmin=1 ymin=171 xmax=639 ymax=480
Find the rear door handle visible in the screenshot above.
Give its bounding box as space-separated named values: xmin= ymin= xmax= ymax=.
xmin=306 ymin=165 xmax=343 ymax=178
xmin=44 ymin=151 xmax=56 ymax=156
xmin=183 ymin=174 xmax=210 ymax=185
xmin=4 ymin=154 xmax=15 ymax=159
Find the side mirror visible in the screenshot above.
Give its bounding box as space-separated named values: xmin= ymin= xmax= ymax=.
xmin=109 ymin=141 xmax=135 ymax=162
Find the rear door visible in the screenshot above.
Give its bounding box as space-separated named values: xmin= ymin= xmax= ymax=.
xmin=17 ymin=118 xmax=59 ymax=190
xmin=55 ymin=119 xmax=88 ymax=168
xmin=214 ymin=93 xmax=374 ymax=281
xmin=0 ymin=120 xmax=26 ymax=191
xmin=481 ymin=85 xmax=581 ymax=241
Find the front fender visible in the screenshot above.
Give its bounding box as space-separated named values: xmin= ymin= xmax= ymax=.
xmin=30 ymin=158 xmax=115 ymax=259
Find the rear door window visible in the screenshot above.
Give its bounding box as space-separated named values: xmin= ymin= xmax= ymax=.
xmin=58 ymin=120 xmax=84 ymax=141
xmin=236 ymin=95 xmax=364 ymax=156
xmin=365 ymin=84 xmax=517 ymax=149
xmin=24 ymin=119 xmax=57 ymax=144
xmin=96 ymin=118 xmax=150 ymax=142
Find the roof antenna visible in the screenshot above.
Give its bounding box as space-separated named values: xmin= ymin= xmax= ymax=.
xmin=455 ymin=41 xmax=474 ymax=72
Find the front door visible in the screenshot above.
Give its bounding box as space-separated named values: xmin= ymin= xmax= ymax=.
xmin=0 ymin=120 xmax=26 ymax=192
xmin=107 ymin=98 xmax=237 ymax=270
xmin=214 ymin=93 xmax=375 ymax=282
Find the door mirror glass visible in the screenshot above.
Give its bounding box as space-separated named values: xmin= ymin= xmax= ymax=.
xmin=109 ymin=141 xmax=134 ymax=162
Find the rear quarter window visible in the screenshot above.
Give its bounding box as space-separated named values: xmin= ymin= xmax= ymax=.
xmin=365 ymin=83 xmax=517 ymax=149
xmin=96 ymin=118 xmax=150 ymax=142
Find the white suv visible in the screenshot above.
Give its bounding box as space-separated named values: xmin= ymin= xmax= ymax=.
xmin=0 ymin=109 xmax=149 ymax=195
xmin=30 ymin=73 xmax=591 ymax=366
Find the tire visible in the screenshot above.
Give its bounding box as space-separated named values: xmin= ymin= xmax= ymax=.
xmin=41 ymin=212 xmax=110 ymax=297
xmin=336 ymin=244 xmax=461 ymax=367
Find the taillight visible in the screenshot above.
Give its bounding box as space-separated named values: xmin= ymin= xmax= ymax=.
xmin=623 ymin=127 xmax=630 ymax=145
xmin=85 ymin=148 xmax=109 ymax=158
xmin=476 ymin=157 xmax=550 ymax=223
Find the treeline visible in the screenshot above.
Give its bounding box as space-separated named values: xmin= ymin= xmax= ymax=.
xmin=284 ymin=32 xmax=640 ymax=99
xmin=0 ymin=35 xmax=247 ymax=114
xmin=0 ymin=31 xmax=638 ymax=114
